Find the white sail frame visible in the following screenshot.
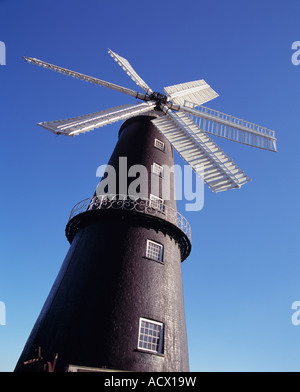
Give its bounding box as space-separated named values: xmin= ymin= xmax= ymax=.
xmin=182 ymin=101 xmax=277 ymax=152
xmin=152 ymin=110 xmax=250 ymax=193
xmin=38 ymin=102 xmax=157 ymax=136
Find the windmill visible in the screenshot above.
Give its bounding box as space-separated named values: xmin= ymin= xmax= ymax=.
xmin=23 ymin=49 xmax=277 ymax=193
xmin=15 ymin=50 xmax=277 ymax=373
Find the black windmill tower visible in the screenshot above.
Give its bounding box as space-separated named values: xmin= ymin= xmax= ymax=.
xmin=15 ymin=50 xmax=277 ymax=372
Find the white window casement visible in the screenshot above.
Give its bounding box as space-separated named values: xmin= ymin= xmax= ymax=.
xmin=138 ymin=318 xmax=164 ymax=354
xmin=146 ymin=239 xmax=163 ymax=262
xmin=149 ymin=194 xmax=165 ymax=212
xmin=152 ymin=162 xmax=164 ymax=178
xmin=154 ymin=138 xmax=165 ymax=151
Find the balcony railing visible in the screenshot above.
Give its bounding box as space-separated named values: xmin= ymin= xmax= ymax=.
xmin=68 ymin=194 xmax=191 ymax=241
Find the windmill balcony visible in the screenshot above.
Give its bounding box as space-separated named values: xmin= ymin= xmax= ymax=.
xmin=65 ymin=194 xmax=192 ymax=261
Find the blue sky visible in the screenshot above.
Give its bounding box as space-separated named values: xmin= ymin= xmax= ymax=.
xmin=1 ymin=0 xmax=300 ymax=372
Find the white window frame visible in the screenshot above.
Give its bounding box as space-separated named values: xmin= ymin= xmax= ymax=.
xmin=137 ymin=317 xmax=164 ymax=354
xmin=154 ymin=138 xmax=165 ymax=151
xmin=149 ymin=194 xmax=165 ymax=212
xmin=146 ymin=239 xmax=163 ymax=262
xmin=152 ymin=162 xmax=164 ymax=178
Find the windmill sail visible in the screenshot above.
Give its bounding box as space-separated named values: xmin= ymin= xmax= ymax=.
xmin=23 ymin=57 xmax=147 ymax=100
xmin=38 ymin=102 xmax=156 ymax=136
xmin=108 ymin=49 xmax=153 ymax=94
xmin=152 ymin=110 xmax=250 ymax=193
xmin=164 ymin=80 xmax=218 ymax=107
xmin=182 ymin=102 xmax=277 ymax=152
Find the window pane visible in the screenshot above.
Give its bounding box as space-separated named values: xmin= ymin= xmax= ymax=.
xmin=149 ymin=194 xmax=165 ymax=212
xmin=138 ymin=318 xmax=164 ymax=354
xmin=154 ymin=138 xmax=165 ymax=151
xmin=146 ymin=240 xmax=163 ymax=262
xmin=152 ymin=162 xmax=164 ymax=177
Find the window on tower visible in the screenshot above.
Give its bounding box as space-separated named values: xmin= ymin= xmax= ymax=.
xmin=152 ymin=162 xmax=164 ymax=178
xmin=146 ymin=239 xmax=163 ymax=262
xmin=149 ymin=194 xmax=165 ymax=212
xmin=137 ymin=318 xmax=164 ymax=354
xmin=154 ymin=138 xmax=165 ymax=151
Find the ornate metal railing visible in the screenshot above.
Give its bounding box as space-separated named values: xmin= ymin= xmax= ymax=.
xmin=68 ymin=194 xmax=191 ymax=241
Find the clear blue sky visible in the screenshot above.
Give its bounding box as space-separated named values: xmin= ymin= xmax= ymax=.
xmin=1 ymin=0 xmax=300 ymax=372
